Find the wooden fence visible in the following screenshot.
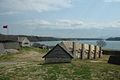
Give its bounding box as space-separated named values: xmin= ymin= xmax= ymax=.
xmin=62 ymin=41 xmax=102 ymax=59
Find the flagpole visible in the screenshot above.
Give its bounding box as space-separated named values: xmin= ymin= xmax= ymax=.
xmin=7 ymin=26 xmax=9 ymax=35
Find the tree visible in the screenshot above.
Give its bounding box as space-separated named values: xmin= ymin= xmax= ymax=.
xmin=96 ymin=39 xmax=106 ymax=47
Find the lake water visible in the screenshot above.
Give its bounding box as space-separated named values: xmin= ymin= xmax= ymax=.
xmin=37 ymin=40 xmax=120 ymax=50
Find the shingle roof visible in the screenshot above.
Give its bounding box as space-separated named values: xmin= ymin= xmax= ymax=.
xmin=18 ymin=37 xmax=27 ymax=42
xmin=42 ymin=42 xmax=74 ymax=58
xmin=0 ymin=35 xmax=17 ymax=42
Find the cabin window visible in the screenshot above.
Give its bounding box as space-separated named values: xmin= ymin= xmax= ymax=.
xmin=24 ymin=43 xmax=29 ymax=44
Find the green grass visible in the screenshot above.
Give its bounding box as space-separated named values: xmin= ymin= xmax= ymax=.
xmin=0 ymin=48 xmax=120 ymax=80
xmin=20 ymin=47 xmax=48 ymax=53
xmin=0 ymin=54 xmax=15 ymax=61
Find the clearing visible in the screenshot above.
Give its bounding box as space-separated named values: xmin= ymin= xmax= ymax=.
xmin=0 ymin=47 xmax=120 ymax=80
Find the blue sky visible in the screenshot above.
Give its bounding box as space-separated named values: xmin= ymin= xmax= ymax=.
xmin=0 ymin=0 xmax=120 ymax=38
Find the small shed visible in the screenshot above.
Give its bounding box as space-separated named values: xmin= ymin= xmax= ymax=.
xmin=42 ymin=43 xmax=73 ymax=63
xmin=18 ymin=37 xmax=31 ymax=47
xmin=0 ymin=40 xmax=20 ymax=54
xmin=108 ymin=56 xmax=120 ymax=65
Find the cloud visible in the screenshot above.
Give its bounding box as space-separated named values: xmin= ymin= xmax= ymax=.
xmin=104 ymin=0 xmax=120 ymax=2
xmin=15 ymin=19 xmax=84 ymax=29
xmin=0 ymin=11 xmax=19 ymax=15
xmin=0 ymin=0 xmax=72 ymax=15
xmin=11 ymin=19 xmax=120 ymax=29
xmin=57 ymin=19 xmax=83 ymax=27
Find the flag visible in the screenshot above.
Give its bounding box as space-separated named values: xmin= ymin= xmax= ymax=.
xmin=3 ymin=25 xmax=8 ymax=28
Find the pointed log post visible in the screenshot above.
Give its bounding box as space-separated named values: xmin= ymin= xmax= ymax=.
xmin=88 ymin=45 xmax=91 ymax=59
xmin=99 ymin=47 xmax=102 ymax=58
xmin=72 ymin=42 xmax=76 ymax=58
xmin=81 ymin=44 xmax=84 ymax=59
xmin=94 ymin=46 xmax=97 ymax=59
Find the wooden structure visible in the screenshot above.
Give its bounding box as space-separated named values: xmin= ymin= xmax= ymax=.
xmin=108 ymin=56 xmax=120 ymax=65
xmin=42 ymin=41 xmax=102 ymax=63
xmin=0 ymin=40 xmax=20 ymax=54
xmin=42 ymin=43 xmax=73 ymax=63
xmin=3 ymin=41 xmax=20 ymax=50
xmin=60 ymin=41 xmax=102 ymax=59
xmin=0 ymin=43 xmax=5 ymax=54
xmin=18 ymin=37 xmax=31 ymax=47
xmin=103 ymin=50 xmax=120 ymax=65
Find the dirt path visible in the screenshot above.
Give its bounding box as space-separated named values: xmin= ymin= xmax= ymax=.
xmin=0 ymin=51 xmax=45 ymax=65
xmin=0 ymin=62 xmax=18 ymax=65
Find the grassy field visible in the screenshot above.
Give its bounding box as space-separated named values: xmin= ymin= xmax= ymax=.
xmin=0 ymin=47 xmax=120 ymax=80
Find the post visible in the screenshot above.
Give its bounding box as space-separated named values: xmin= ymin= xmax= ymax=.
xmin=72 ymin=42 xmax=75 ymax=54
xmin=99 ymin=47 xmax=102 ymax=58
xmin=94 ymin=46 xmax=97 ymax=59
xmin=88 ymin=45 xmax=91 ymax=59
xmin=81 ymin=44 xmax=84 ymax=59
xmin=7 ymin=27 xmax=9 ymax=35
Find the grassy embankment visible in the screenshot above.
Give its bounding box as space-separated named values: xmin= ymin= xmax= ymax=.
xmin=0 ymin=47 xmax=120 ymax=80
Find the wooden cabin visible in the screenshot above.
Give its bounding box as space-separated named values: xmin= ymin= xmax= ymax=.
xmin=0 ymin=40 xmax=20 ymax=54
xmin=42 ymin=43 xmax=73 ymax=63
xmin=108 ymin=56 xmax=120 ymax=65
xmin=18 ymin=37 xmax=31 ymax=47
xmin=3 ymin=41 xmax=20 ymax=50
xmin=104 ymin=50 xmax=120 ymax=65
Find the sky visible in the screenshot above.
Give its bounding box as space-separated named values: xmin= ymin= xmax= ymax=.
xmin=0 ymin=0 xmax=120 ymax=38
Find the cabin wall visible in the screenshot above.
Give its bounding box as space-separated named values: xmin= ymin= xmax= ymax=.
xmin=45 ymin=58 xmax=72 ymax=63
xmin=0 ymin=43 xmax=5 ymax=54
xmin=22 ymin=39 xmax=31 ymax=47
xmin=4 ymin=42 xmax=20 ymax=50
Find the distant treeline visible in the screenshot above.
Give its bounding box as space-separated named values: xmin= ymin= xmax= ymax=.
xmin=0 ymin=34 xmax=59 ymax=42
xmin=61 ymin=37 xmax=120 ymax=41
xmin=106 ymin=37 xmax=120 ymax=41
xmin=0 ymin=34 xmax=104 ymax=42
